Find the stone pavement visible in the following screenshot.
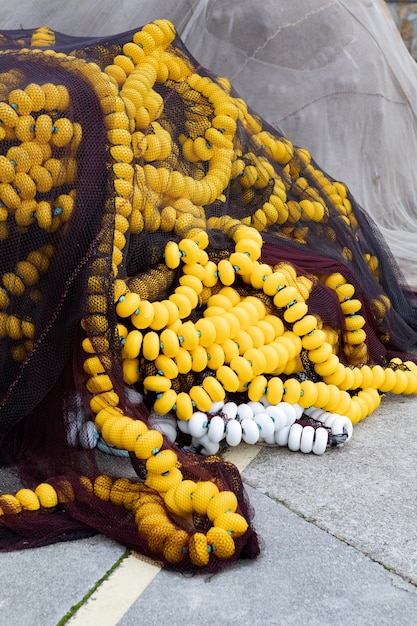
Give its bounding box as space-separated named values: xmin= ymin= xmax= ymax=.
xmin=2 ymin=392 xmax=417 ymax=625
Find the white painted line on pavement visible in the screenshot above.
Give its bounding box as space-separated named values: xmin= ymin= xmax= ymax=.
xmin=68 ymin=443 xmax=261 ymax=625
xmin=222 ymin=442 xmax=262 ymax=471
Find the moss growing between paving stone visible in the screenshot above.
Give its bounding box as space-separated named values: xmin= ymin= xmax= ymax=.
xmin=56 ymin=550 xmax=129 ymax=625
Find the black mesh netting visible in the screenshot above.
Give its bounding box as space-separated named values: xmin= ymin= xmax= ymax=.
xmin=0 ymin=21 xmax=416 ymax=573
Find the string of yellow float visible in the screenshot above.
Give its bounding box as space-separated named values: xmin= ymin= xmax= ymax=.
xmin=1 ymin=19 xmax=417 ymax=568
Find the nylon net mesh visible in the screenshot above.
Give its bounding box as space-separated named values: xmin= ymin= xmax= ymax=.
xmin=0 ymin=21 xmax=416 ymax=573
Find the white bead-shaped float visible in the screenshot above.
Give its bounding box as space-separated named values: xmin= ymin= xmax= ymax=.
xmin=207 ymin=414 xmax=226 ymax=442
xmin=253 ymin=412 xmax=275 ymax=443
xmin=241 ymin=418 xmax=260 ymax=444
xmin=170 ymin=399 xmax=353 ymax=456
xmin=188 ymin=411 xmax=209 ymax=438
xmin=225 ymin=418 xmax=242 ymax=447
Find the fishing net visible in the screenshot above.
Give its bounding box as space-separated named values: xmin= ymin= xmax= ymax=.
xmin=0 ymin=20 xmax=416 ymax=573
xmin=4 ymin=1 xmax=417 ymax=285
xmin=171 ymin=0 xmax=417 ymax=287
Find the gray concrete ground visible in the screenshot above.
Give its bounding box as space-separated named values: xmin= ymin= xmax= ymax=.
xmin=1 ymin=392 xmax=417 ymax=625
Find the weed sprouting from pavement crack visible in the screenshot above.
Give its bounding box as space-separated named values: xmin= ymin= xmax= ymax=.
xmin=56 ymin=550 xmax=129 ymax=625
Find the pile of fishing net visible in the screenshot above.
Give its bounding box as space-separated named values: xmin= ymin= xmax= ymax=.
xmin=4 ymin=1 xmax=417 ymax=284
xmin=0 ymin=20 xmax=416 ymax=573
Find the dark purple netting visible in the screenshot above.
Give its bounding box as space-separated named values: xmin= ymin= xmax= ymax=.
xmin=0 ymin=21 xmax=416 ymax=573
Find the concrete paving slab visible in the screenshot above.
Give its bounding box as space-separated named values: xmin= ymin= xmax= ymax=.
xmin=118 ymin=486 xmax=417 ymax=626
xmin=0 ymin=535 xmax=125 ymax=626
xmin=243 ymin=393 xmax=417 ymax=584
